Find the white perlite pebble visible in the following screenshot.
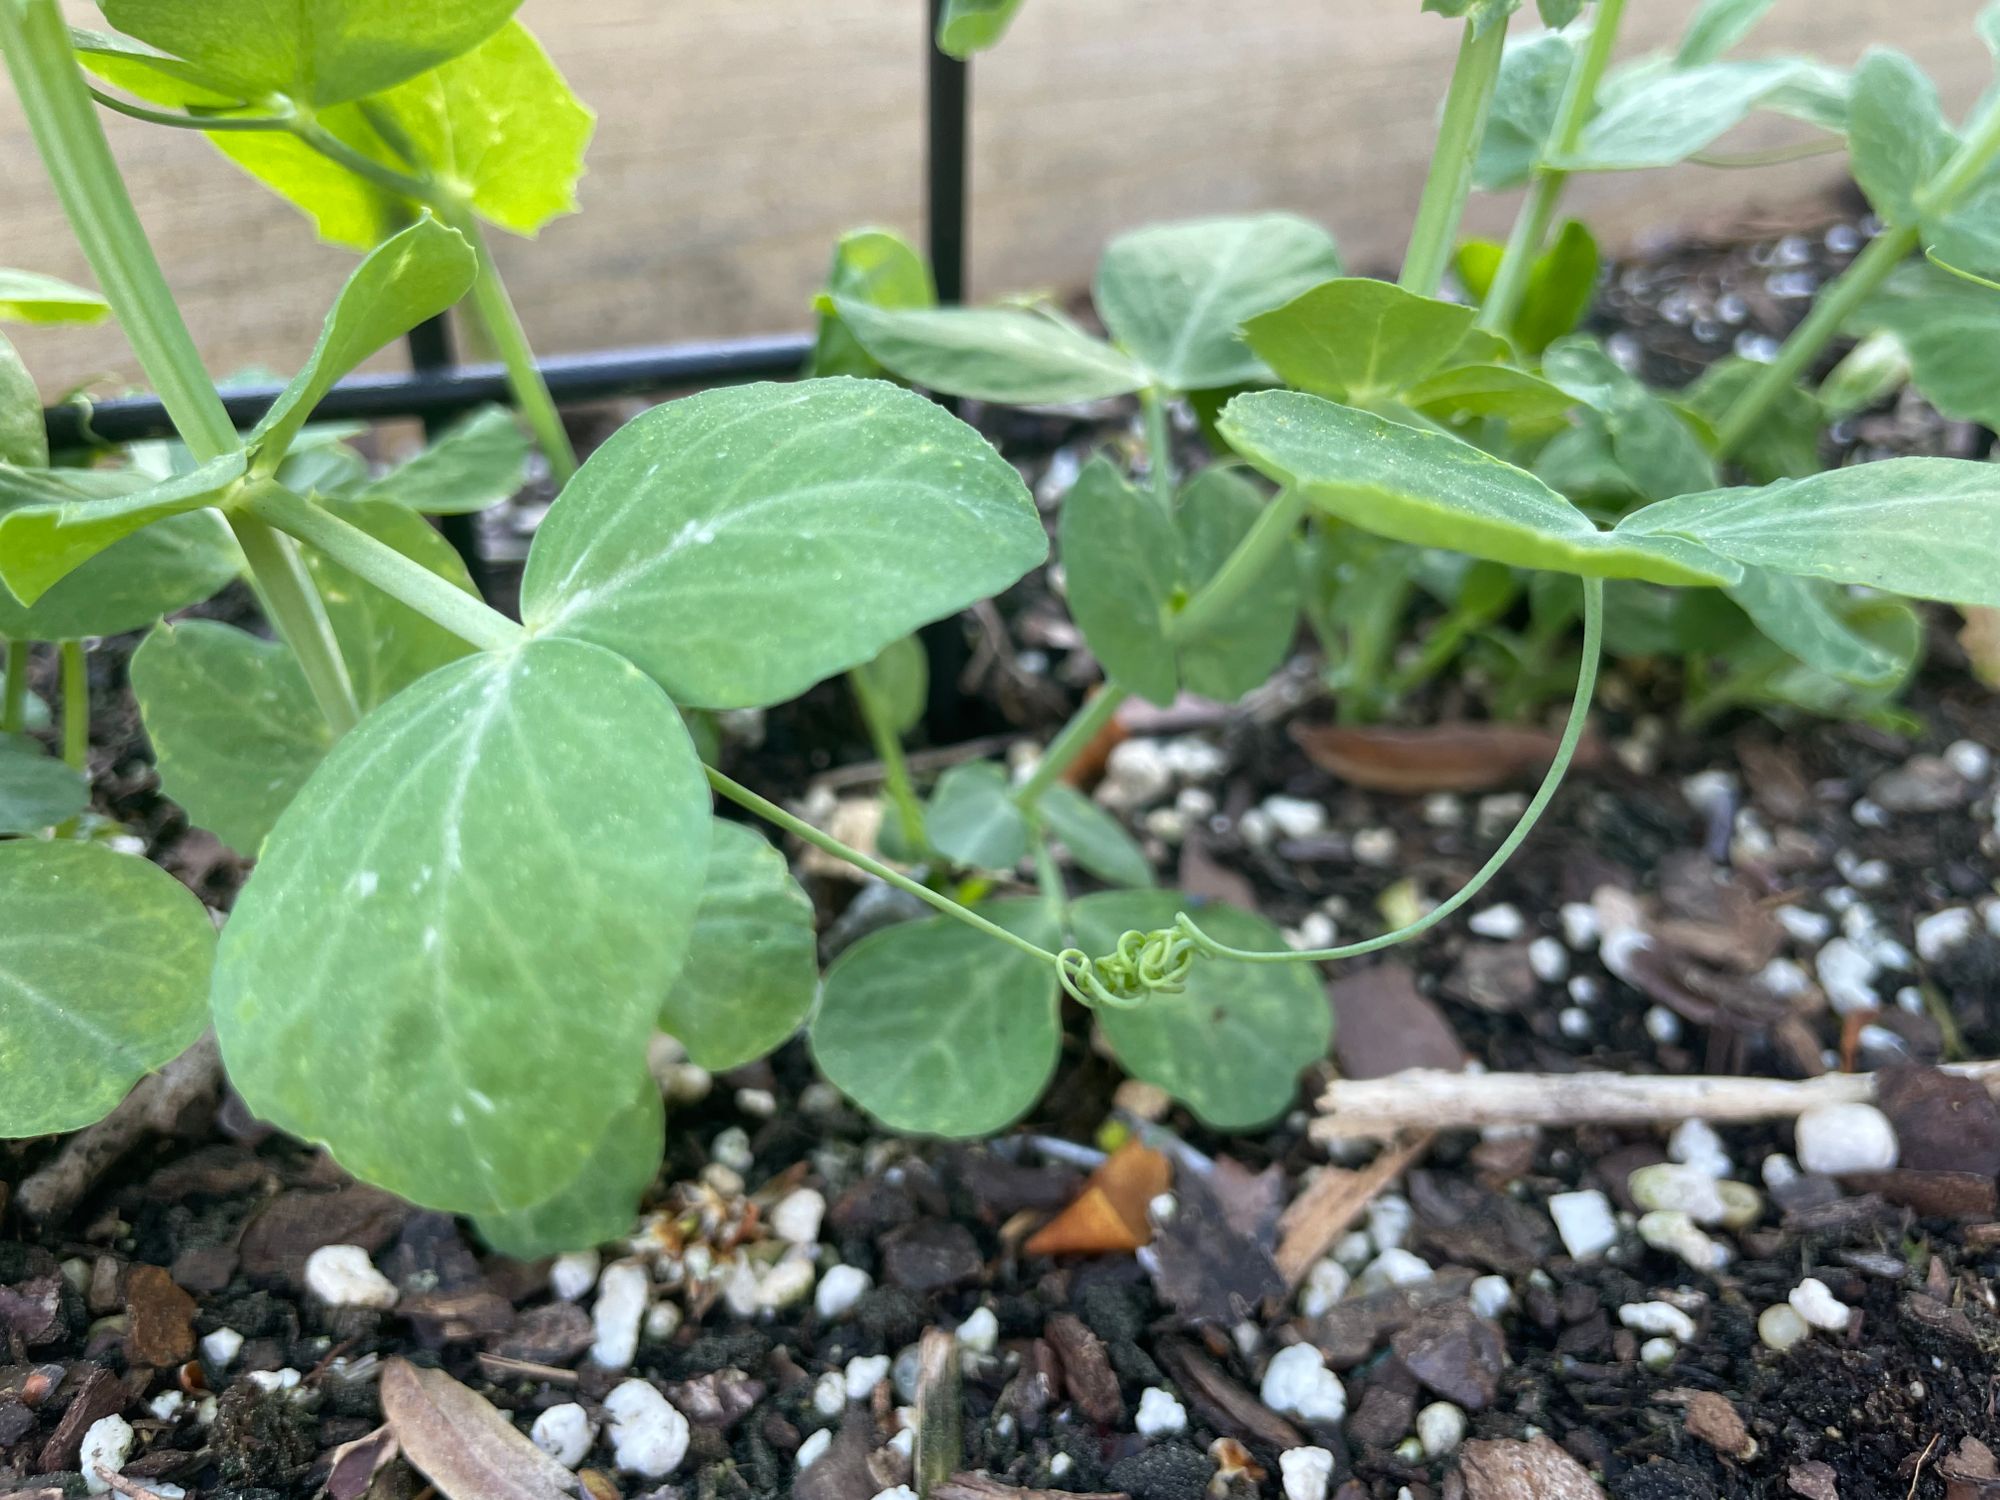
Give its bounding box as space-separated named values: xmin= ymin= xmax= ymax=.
xmin=1794 ymin=1102 xmax=1898 ymax=1175
xmin=550 ymin=1249 xmax=601 ymax=1302
xmin=1629 ymin=1163 xmax=1729 ymax=1224
xmin=1946 ymin=739 xmax=1992 ymax=782
xmin=201 ymin=1327 xmax=243 ymax=1370
xmin=1776 ymin=905 xmax=1833 ymax=946
xmin=871 ymin=1488 xmax=921 ymax=1500
xmin=757 ymin=1256 xmax=817 ymax=1311
xmin=248 ymin=1369 xmax=301 ymax=1393
xmin=1528 ymin=936 xmax=1569 ymax=983
xmin=1351 ymin=827 xmax=1399 ymax=867
xmin=956 ymin=1306 xmax=999 ymax=1354
xmin=645 ymin=1301 xmax=683 ymax=1342
xmin=1668 ymin=1119 xmax=1732 ymax=1180
xmin=1638 ymin=1211 xmax=1726 ymax=1272
xmin=81 ymin=1414 xmax=134 ymax=1495
xmin=1099 ymin=739 xmax=1174 ymax=810
xmin=1280 ymin=1446 xmax=1335 ymax=1500
xmin=591 ymin=1259 xmax=651 ymax=1369
xmin=1788 ymin=1277 xmax=1852 ymax=1332
xmin=1261 ymin=1344 xmax=1347 ymax=1425
xmin=1557 ymin=1007 xmax=1591 ymax=1039
xmin=1644 ymin=1006 xmax=1682 ymax=1045
xmin=149 ymin=1391 xmax=186 ymax=1421
xmin=1135 ymin=1387 xmax=1188 ymax=1438
xmin=812 ymin=1371 xmax=847 ymax=1417
xmin=1356 ymin=1248 xmax=1433 ymax=1294
xmin=1468 ymin=903 xmax=1525 ymax=940
xmin=1300 ymin=1258 xmax=1352 ymax=1318
xmin=1333 ymin=1230 xmax=1375 ymax=1271
xmin=1549 ymin=1190 xmax=1618 ymax=1260
xmin=1262 ymin=795 xmax=1327 ymax=841
xmin=1640 ymin=1337 xmax=1678 ymax=1371
xmin=770 ymin=1188 xmax=826 ymax=1246
xmin=711 ymin=1126 xmax=754 ymax=1174
xmin=846 ymin=1354 xmax=892 ymax=1401
xmin=1417 ymin=1401 xmax=1467 ymax=1458
xmin=303 ymin=1245 xmax=399 ymax=1310
xmin=1619 ymin=1302 xmax=1697 ymax=1342
xmin=1816 ymin=938 xmax=1880 ymax=1014
xmin=1758 ymin=1303 xmax=1810 ymax=1352
xmin=815 ymin=1263 xmax=872 ymax=1322
xmin=1367 ymin=1193 xmax=1413 ymax=1252
xmin=1469 ymin=1275 xmax=1513 ymax=1321
xmin=1559 ymin=902 xmax=1601 ymax=951
xmin=796 ymin=1428 xmax=834 ymax=1472
xmin=605 ymin=1379 xmax=689 ymax=1477
xmin=1916 ymin=907 xmax=1976 ymax=963
xmin=531 ymin=1403 xmax=596 ymax=1469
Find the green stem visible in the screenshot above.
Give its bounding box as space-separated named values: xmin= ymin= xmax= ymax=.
xmin=290 ymin=116 xmax=436 ymax=201
xmin=1477 ymin=0 xmax=1629 ymax=334
xmin=246 ymin=484 xmax=526 ymax=654
xmin=452 ymin=212 xmax=578 ymax=485
xmin=1165 ymin=485 xmax=1308 ymax=647
xmin=1013 ymin=684 xmax=1131 ymax=809
xmin=3 ymin=640 xmax=30 ymax=736
xmin=1140 ymin=388 xmax=1175 ymax=510
xmin=87 ymin=88 xmax=289 ymax=132
xmin=1185 ymin=576 xmax=1603 ymax=964
xmin=1400 ymin=16 xmax=1510 ymax=296
xmin=707 ymin=767 xmax=1065 ymax=967
xmin=1 ymin=0 xmax=359 ymax=733
xmin=847 ymin=668 xmax=928 ymax=851
xmin=58 ymin=640 xmax=87 ymax=770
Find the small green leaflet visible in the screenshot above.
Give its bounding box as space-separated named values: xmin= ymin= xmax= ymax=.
xmin=0 ymin=269 xmax=110 ymax=326
xmin=659 ymin=820 xmax=818 ymax=1072
xmin=1850 ymin=261 xmax=2000 ymax=427
xmin=1846 ymin=51 xmax=1957 ymax=230
xmin=1243 ymin=278 xmax=1475 ymax=404
xmin=1219 ymin=392 xmax=1736 ymax=586
xmin=0 ymin=330 xmax=45 ymax=470
xmin=1093 ymin=216 xmax=1344 ymax=392
xmin=1743 ymin=597 xmax=1921 ymax=725
xmin=1456 ymin=220 xmax=1599 ymax=357
xmin=811 ymin=899 xmax=1061 ymax=1137
xmin=1541 ymin=337 xmax=1716 ymax=501
xmin=475 ymin=1080 xmax=663 ymax=1257
xmin=131 ymin=621 xmax=332 ymax=856
xmin=811 ymin=228 xmax=937 ymax=381
xmin=828 ymin=299 xmax=1146 ymax=404
xmin=98 ymin=0 xmax=522 ymax=107
xmin=936 ymin=0 xmax=1026 ymax=57
xmin=353 ymin=406 xmax=527 ymax=513
xmin=1618 ymin=457 xmax=2000 ymax=608
xmin=1476 ymin=32 xmax=1576 ymax=191
xmin=251 ymin=219 xmax=477 ymax=468
xmin=211 ymin=637 xmax=712 ymax=1215
xmin=1174 ymin=466 xmax=1303 ymax=702
xmin=1725 ymin=567 xmax=1905 ymax=687
xmin=927 ymin=761 xmax=1030 ymax=871
xmin=0 ymin=734 xmax=87 ymax=835
xmin=0 ymin=841 xmax=215 ymax=1138
xmin=1058 ymin=456 xmax=1180 ymax=706
xmin=1070 ymin=892 xmax=1330 ymax=1131
xmin=1420 ymin=0 xmax=1520 ymax=38
xmin=1682 ymin=357 xmax=1822 ymax=483
xmin=1405 ymin=364 xmax=1578 ymax=438
xmin=1556 ymin=59 xmax=1827 ymax=172
xmin=1038 ymin=783 xmax=1153 ymax=889
xmin=521 ymin=379 xmax=1047 ymax=711
xmin=1537 ymin=0 xmax=1585 ymax=25
xmin=852 ymin=635 xmax=929 ymax=736
xmin=1676 ymin=0 xmax=1778 ymax=67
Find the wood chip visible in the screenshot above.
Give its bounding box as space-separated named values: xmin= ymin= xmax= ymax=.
xmin=378 ymin=1357 xmax=574 ymax=1500
xmin=1666 ymin=1389 xmax=1756 ymax=1461
xmin=1044 ymin=1314 xmax=1123 ymax=1426
xmin=39 ymin=1366 xmax=125 ymax=1471
xmin=1457 ymin=1435 xmax=1607 ymax=1499
xmin=1155 ymin=1340 xmax=1304 ymax=1452
xmin=915 ymin=1327 xmax=962 ymax=1497
xmin=933 ymin=1475 xmax=1127 ymax=1500
xmin=1273 ymin=1133 xmax=1432 ymax=1287
xmin=123 ymin=1264 xmax=197 ymax=1368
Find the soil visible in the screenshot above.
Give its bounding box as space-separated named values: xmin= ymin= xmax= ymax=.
xmin=4 ymin=202 xmax=1999 ymax=1500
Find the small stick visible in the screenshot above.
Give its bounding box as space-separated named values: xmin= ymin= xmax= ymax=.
xmin=1274 ymin=1132 xmax=1432 ymax=1288
xmin=94 ymin=1469 xmax=176 ymax=1500
xmin=1311 ymin=1062 xmax=2000 ymax=1142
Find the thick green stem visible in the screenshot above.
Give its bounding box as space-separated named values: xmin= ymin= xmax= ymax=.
xmin=847 ymin=667 xmax=928 ymax=851
xmin=57 ymin=640 xmax=87 ymax=770
xmin=1400 ymin=16 xmax=1510 ymax=296
xmin=452 ymin=212 xmax=578 ymax=485
xmin=246 ymin=484 xmax=526 ymax=654
xmin=1477 ymin=0 xmax=1629 ymax=333
xmin=3 ymin=640 xmax=30 ymax=736
xmin=1 ymin=0 xmax=359 ymax=733
xmin=706 ymin=767 xmax=1064 ymax=966
xmin=1012 ymin=685 xmax=1130 ymax=809
xmin=1140 ymin=388 xmax=1175 ymax=510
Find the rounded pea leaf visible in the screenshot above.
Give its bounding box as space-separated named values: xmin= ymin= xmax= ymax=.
xmin=0 ymin=735 xmax=88 ymax=835
xmin=353 ymin=406 xmax=527 ymax=514
xmin=811 ymin=229 xmax=937 ymax=381
xmin=936 ymin=0 xmax=1026 ymax=58
xmin=521 ymin=379 xmax=1047 ymax=711
xmin=1038 ymin=783 xmax=1153 ymax=889
xmin=927 ymin=761 xmax=1030 ymax=871
xmin=1058 ymin=457 xmax=1180 ymax=706
xmin=1174 ymin=466 xmax=1303 ymax=702
xmin=852 ymin=635 xmax=929 ymax=737
xmin=1845 ymin=51 xmax=1956 ymax=229
xmin=811 ymin=899 xmax=1060 ymax=1137
xmin=0 ymin=841 xmax=215 ymax=1138
xmin=211 ymin=637 xmax=712 ymax=1215
xmin=0 ymin=269 xmax=110 ymax=326
xmin=1070 ymin=891 xmax=1330 ymax=1131
xmin=1218 ymin=391 xmax=1738 ymax=586
xmin=1725 ymin=567 xmax=1905 ymax=687
xmin=1 ymin=330 xmax=46 ymax=471
xmin=1242 ymin=278 xmax=1475 ymax=403
xmin=1094 ymin=215 xmax=1344 ymax=392
xmin=660 ymin=820 xmax=818 ymax=1072
xmin=829 ymin=300 xmax=1146 ymax=405
xmin=475 ymin=1079 xmax=663 ymax=1257
xmin=1851 ymin=262 xmax=2000 ymax=428
xmin=0 ymin=503 xmax=238 ymax=642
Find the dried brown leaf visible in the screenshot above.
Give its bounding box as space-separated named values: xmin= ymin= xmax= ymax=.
xmin=1024 ymin=1141 xmax=1170 ymax=1256
xmin=379 ymin=1358 xmax=576 ymax=1500
xmin=1290 ymin=721 xmax=1599 ymax=794
xmin=326 ymin=1423 xmax=401 ymax=1500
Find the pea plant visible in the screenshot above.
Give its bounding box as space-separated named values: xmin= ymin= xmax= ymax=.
xmin=4 ymin=0 xmax=2000 ymax=1261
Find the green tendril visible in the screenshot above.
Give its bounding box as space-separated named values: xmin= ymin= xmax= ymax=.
xmin=1056 ymin=926 xmax=1197 ymax=1009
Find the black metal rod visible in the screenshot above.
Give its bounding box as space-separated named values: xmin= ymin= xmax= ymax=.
xmin=42 ymin=332 xmax=814 ymax=450
xmin=401 ymin=313 xmax=490 ymax=593
xmin=926 ymin=0 xmax=969 ymax=304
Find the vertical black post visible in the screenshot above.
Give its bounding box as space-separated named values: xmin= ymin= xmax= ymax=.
xmin=403 ymin=314 xmax=491 ymax=597
xmin=926 ymin=0 xmax=968 ymax=305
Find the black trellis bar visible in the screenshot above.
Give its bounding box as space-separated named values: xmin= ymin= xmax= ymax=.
xmin=927 ymin=0 xmax=970 ymax=304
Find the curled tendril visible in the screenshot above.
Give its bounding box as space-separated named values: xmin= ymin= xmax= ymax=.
xmin=1056 ymin=924 xmax=1199 ymax=1009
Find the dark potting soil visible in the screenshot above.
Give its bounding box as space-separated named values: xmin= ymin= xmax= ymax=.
xmin=4 ymin=203 xmax=1999 ymax=1500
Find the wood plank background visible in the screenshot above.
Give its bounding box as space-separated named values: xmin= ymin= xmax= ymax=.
xmin=1 ymin=0 xmax=1987 ymax=397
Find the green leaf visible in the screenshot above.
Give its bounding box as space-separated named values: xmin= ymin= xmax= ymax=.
xmin=1618 ymin=457 xmax=2000 ymax=608
xmin=312 ymin=498 xmax=478 ymax=709
xmin=1850 ymin=261 xmax=2000 ymax=426
xmin=252 ymin=219 xmax=478 ymax=467
xmin=1243 ymin=278 xmax=1474 ymax=403
xmin=1038 ymin=782 xmax=1153 ymax=889
xmin=1508 ymin=219 xmax=1599 ymax=358
xmin=521 ymin=379 xmax=1046 ymax=711
xmin=1537 ymin=0 xmax=1585 ymax=27
xmin=1541 ymin=337 xmax=1716 ymax=500
xmin=211 ymin=637 xmax=711 ymax=1215
xmin=1676 ymin=0 xmax=1777 ymax=66
xmin=659 ymin=819 xmax=817 ymax=1072
xmin=853 ymin=634 xmax=930 ymax=736
xmin=1816 ymin=330 xmax=1911 ymax=421
xmin=131 ymin=620 xmax=331 ymax=856
xmin=0 ymin=841 xmax=215 ymax=1138
xmin=1681 ymin=357 xmax=1822 ymax=482
xmin=0 ymin=331 xmax=45 ymax=472
xmin=927 ymin=761 xmax=1031 ymax=870
xmin=811 ymin=899 xmax=1060 ymax=1136
xmin=1846 ymin=51 xmax=1957 ymax=228
xmin=1058 ymin=456 xmax=1180 ymax=706
xmin=475 ymin=1078 xmax=662 ymax=1257
xmin=1422 ymin=0 xmax=1522 ymax=37
xmin=936 ymin=0 xmax=1027 ymax=58
xmin=1750 ymin=596 xmax=1922 ymax=720
xmin=1601 ymin=582 xmax=1749 ymax=658
xmin=353 ymin=406 xmax=526 ymax=513
xmin=828 ymin=299 xmax=1146 ymax=404
xmin=811 ymin=229 xmax=937 ymax=381
xmin=1476 ymin=32 xmax=1576 ymax=191
xmin=0 ymin=676 xmax=49 ymax=731
xmin=1220 ymin=391 xmax=1737 ymax=586
xmin=1406 ymin=363 xmax=1578 ymax=438
xmin=1093 ymin=215 xmax=1344 ymax=392
xmin=0 ymin=734 xmax=88 ymax=835
xmin=1070 ymin=892 xmax=1330 ymax=1131
xmin=0 ymin=269 xmax=110 ymax=326
xmin=1559 ymin=59 xmax=1824 ymax=171
xmin=98 ymin=0 xmax=522 ymax=107
xmin=0 ymin=452 xmax=245 ymax=606
xmin=1725 ymin=566 xmax=1905 ymax=687
xmin=1174 ymin=466 xmax=1303 ymax=700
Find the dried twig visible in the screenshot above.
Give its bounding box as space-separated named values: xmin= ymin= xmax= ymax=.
xmin=93 ymin=1469 xmax=175 ymax=1500
xmin=1312 ymin=1062 xmax=2000 ymax=1142
xmin=1273 ymin=1132 xmax=1432 ymax=1287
